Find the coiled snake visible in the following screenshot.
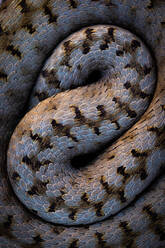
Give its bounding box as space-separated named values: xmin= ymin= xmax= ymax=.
xmin=0 ymin=0 xmax=165 ymax=247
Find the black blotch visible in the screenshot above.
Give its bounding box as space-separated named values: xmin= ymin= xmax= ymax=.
xmin=117 ymin=166 xmax=130 ymax=182
xmin=0 ymin=70 xmax=7 ymax=82
xmin=0 ymin=24 xmax=3 ymax=35
xmin=68 ymin=239 xmax=79 ymax=248
xmin=131 ymin=39 xmax=141 ymax=51
xmin=127 ymin=109 xmax=137 ymax=118
xmin=12 ymin=172 xmax=20 ymax=181
xmin=147 ymin=0 xmax=154 ymax=9
xmin=94 ymin=202 xmax=104 ymax=217
xmin=22 ymin=23 xmax=36 ymax=34
xmin=71 ymin=106 xmax=85 ymax=123
xmin=143 ymin=205 xmax=158 ymax=221
xmin=48 ymin=196 xmax=64 ymax=212
xmin=118 ymin=189 xmax=126 ymax=203
xmin=108 ymin=155 xmax=115 ymax=160
xmin=100 ymin=176 xmax=111 ymax=194
xmin=131 ymin=149 xmax=148 ymax=157
xmin=22 ymin=155 xmax=31 ymax=165
xmin=82 ymin=40 xmax=90 ymax=54
xmin=139 ymin=91 xmax=148 ymax=99
xmin=124 ymin=81 xmax=131 ymax=89
xmin=85 ymin=28 xmax=94 ymax=40
xmin=139 ymin=168 xmax=148 ymax=180
xmin=95 ymin=232 xmax=106 ymax=247
xmin=143 ymin=65 xmax=151 ymax=75
xmin=33 ymin=234 xmax=44 ymax=244
xmin=97 ymin=105 xmax=106 ymax=118
xmin=68 ymin=208 xmax=77 ymax=220
xmin=27 ymin=186 xmax=39 ymax=196
xmin=100 ymin=43 xmax=109 ymax=50
xmin=43 ymin=4 xmax=58 ymax=23
xmin=34 ymin=91 xmax=49 ymax=102
xmin=116 ymin=50 xmax=124 ymax=56
xmin=3 ymin=215 xmax=13 ymax=229
xmin=108 ymin=27 xmax=115 ymax=42
xmin=6 ymin=45 xmax=22 ymax=59
xmin=19 ymin=0 xmax=29 ymax=13
xmin=81 ymin=192 xmax=90 ymax=204
xmin=69 ymin=0 xmax=78 ymax=8
xmin=94 ymin=126 xmax=101 ymax=135
xmin=42 ymin=69 xmax=61 ymax=87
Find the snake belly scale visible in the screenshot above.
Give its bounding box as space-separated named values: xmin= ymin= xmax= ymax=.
xmin=0 ymin=0 xmax=165 ymax=248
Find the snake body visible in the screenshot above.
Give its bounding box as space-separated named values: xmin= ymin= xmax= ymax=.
xmin=0 ymin=0 xmax=165 ymax=247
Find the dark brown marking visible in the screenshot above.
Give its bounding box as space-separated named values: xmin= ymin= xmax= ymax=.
xmin=82 ymin=40 xmax=90 ymax=54
xmin=6 ymin=45 xmax=22 ymax=59
xmin=112 ymin=97 xmax=137 ymax=118
xmin=100 ymin=175 xmax=111 ymax=194
xmin=143 ymin=65 xmax=152 ymax=75
xmin=0 ymin=70 xmax=7 ymax=82
xmin=3 ymin=215 xmax=13 ymax=229
xmin=42 ymin=69 xmax=60 ymax=87
xmin=131 ymin=149 xmax=148 ymax=157
xmin=68 ymin=208 xmax=77 ymax=220
xmin=51 ymin=119 xmax=78 ymax=142
xmin=27 ymin=179 xmax=48 ymax=196
xmin=34 ymin=91 xmax=49 ymax=102
xmin=52 ymin=226 xmax=65 ymax=235
xmin=131 ymin=39 xmax=141 ymax=51
xmin=12 ymin=172 xmax=21 ymax=181
xmin=81 ymin=192 xmax=90 ymax=204
xmin=119 ymin=221 xmax=138 ymax=247
xmin=118 ymin=189 xmax=126 ymax=203
xmin=108 ymin=155 xmax=115 ymax=160
xmin=22 ymin=155 xmax=32 ymax=165
xmin=116 ymin=50 xmax=124 ymax=56
xmin=147 ymin=0 xmax=154 ymax=9
xmin=117 ymin=166 xmax=130 ymax=183
xmin=30 ymin=132 xmax=53 ymax=150
xmin=100 ymin=42 xmax=109 ymax=50
xmin=100 ymin=28 xmax=115 ymax=50
xmin=94 ymin=126 xmax=101 ymax=135
xmin=0 ymin=24 xmax=3 ymax=35
xmin=33 ymin=234 xmax=44 ymax=244
xmin=94 ymin=202 xmax=104 ymax=217
xmin=19 ymin=0 xmax=30 ymax=13
xmin=143 ymin=205 xmax=165 ymax=241
xmin=85 ymin=28 xmax=94 ymax=40
xmin=22 ymin=23 xmax=36 ymax=34
xmin=124 ymin=81 xmax=131 ymax=89
xmin=139 ymin=168 xmax=148 ymax=180
xmin=48 ymin=196 xmax=64 ymax=212
xmin=95 ymin=232 xmax=107 ymax=247
xmin=43 ymin=4 xmax=58 ymax=24
xmin=108 ymin=27 xmax=115 ymax=42
xmin=97 ymin=105 xmax=106 ymax=118
xmin=63 ymin=40 xmax=74 ymax=54
xmin=71 ymin=105 xmax=86 ymax=123
xmin=68 ymin=239 xmax=79 ymax=248
xmin=68 ymin=0 xmax=78 ymax=8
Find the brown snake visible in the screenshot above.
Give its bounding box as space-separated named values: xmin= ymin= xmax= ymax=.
xmin=0 ymin=0 xmax=165 ymax=247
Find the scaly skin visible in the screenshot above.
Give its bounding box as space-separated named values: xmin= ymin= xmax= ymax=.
xmin=0 ymin=0 xmax=165 ymax=247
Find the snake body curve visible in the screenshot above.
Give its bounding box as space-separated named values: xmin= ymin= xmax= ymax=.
xmin=0 ymin=0 xmax=165 ymax=247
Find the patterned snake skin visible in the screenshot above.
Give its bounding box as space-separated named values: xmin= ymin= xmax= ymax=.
xmin=0 ymin=0 xmax=165 ymax=247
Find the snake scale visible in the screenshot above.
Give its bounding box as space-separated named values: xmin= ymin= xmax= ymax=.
xmin=0 ymin=0 xmax=165 ymax=247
